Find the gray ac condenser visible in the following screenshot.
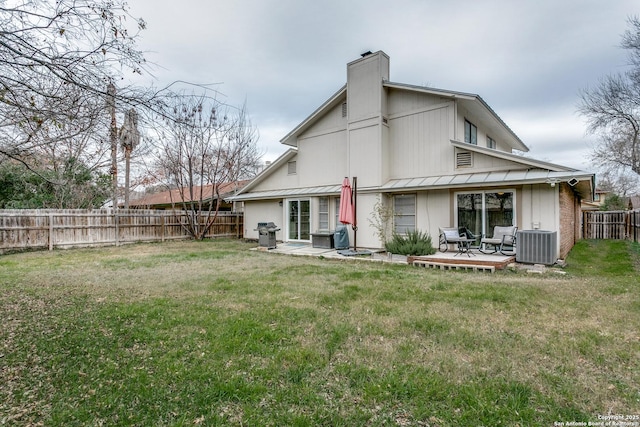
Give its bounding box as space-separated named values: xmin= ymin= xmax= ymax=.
xmin=516 ymin=230 xmax=557 ymax=265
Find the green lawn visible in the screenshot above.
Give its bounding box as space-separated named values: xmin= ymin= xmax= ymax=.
xmin=1 ymin=239 xmax=638 ymax=426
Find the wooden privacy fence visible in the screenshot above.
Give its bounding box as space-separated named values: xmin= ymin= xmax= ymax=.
xmin=583 ymin=210 xmax=640 ymax=242
xmin=0 ymin=209 xmax=244 ymax=253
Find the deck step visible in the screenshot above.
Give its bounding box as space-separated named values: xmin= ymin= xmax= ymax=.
xmin=412 ymin=260 xmax=495 ymax=273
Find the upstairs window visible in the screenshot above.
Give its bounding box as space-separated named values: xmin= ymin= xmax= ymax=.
xmin=464 ymin=119 xmax=477 ymax=145
xmin=487 ymin=136 xmax=496 ymax=149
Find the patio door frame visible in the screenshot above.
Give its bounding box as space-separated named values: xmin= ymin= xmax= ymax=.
xmin=454 ymin=189 xmax=516 ymax=239
xmin=286 ymin=198 xmax=311 ymax=242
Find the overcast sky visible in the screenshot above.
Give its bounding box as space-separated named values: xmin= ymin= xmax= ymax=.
xmin=127 ymin=0 xmax=638 ymax=172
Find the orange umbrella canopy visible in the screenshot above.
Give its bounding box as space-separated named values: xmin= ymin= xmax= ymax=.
xmin=339 ymin=177 xmax=354 ymax=225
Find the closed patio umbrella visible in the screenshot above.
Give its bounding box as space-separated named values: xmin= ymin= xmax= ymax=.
xmin=338 ymin=177 xmax=358 ymax=250
xmin=339 ymin=177 xmax=354 ymax=225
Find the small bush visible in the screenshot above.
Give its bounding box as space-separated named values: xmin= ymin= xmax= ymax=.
xmin=385 ymin=230 xmax=436 ymax=256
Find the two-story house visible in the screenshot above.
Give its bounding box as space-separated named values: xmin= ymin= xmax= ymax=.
xmin=231 ymin=51 xmax=594 ymax=259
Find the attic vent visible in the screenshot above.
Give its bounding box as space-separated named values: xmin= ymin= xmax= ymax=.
xmin=341 ymin=102 xmax=347 ymax=118
xmin=287 ymin=161 xmax=297 ymax=175
xmin=456 ymin=151 xmax=473 ymax=168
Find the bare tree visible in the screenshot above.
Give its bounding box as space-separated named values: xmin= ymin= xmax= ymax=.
xmin=578 ymin=16 xmax=640 ymax=178
xmin=595 ymin=168 xmax=640 ymax=197
xmin=0 ymin=0 xmax=154 ymax=203
xmin=150 ymin=93 xmax=260 ymax=239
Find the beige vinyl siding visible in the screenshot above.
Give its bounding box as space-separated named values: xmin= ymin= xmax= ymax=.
xmin=299 ymin=101 xmax=347 ymax=136
xmin=387 ymin=89 xmax=452 ymax=114
xmin=464 ymin=152 xmax=532 ymax=172
xmin=521 ymin=183 xmax=560 ymax=235
xmin=388 ymin=104 xmax=453 ymax=178
xmin=249 ymin=155 xmax=300 ymax=192
xmin=349 ymin=123 xmax=383 ymax=187
xmin=416 ymin=190 xmax=451 ymax=242
xmin=346 ymin=53 xmax=388 ymax=122
xmin=243 ymin=200 xmax=285 ymax=240
xmin=297 ymin=130 xmax=348 ymax=188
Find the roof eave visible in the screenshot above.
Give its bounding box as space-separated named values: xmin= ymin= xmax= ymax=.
xmin=380 ymin=170 xmax=595 ymax=200
xmin=230 ymin=149 xmax=298 ymax=197
xmin=451 ymin=140 xmax=577 ymax=172
xmin=280 ymin=85 xmax=347 ymax=147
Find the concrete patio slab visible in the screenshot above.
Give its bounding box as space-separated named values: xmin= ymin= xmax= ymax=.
xmin=253 ymin=243 xmax=515 ymax=270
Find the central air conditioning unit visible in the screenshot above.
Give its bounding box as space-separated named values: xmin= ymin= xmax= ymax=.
xmin=516 ymin=230 xmax=557 ymax=265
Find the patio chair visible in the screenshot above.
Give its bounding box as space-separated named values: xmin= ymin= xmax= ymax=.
xmin=438 ymin=227 xmax=467 ymax=252
xmin=479 ymin=225 xmax=517 ymax=255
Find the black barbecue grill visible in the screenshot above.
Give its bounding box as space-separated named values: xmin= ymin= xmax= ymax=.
xmin=254 ymin=222 xmax=280 ymax=248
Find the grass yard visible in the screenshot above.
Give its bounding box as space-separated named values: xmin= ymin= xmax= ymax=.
xmin=0 ymin=239 xmax=639 ymax=426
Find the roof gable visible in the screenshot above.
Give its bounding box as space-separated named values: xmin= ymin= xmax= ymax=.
xmin=384 ymin=82 xmax=528 ymax=152
xmin=281 ymin=86 xmax=346 ymax=147
xmin=279 ymin=77 xmax=529 ymax=154
xmin=234 ymin=149 xmax=297 ymax=195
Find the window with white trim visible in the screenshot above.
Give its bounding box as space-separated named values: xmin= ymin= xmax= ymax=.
xmin=464 ymin=119 xmax=477 ymax=145
xmin=393 ymin=194 xmax=416 ymax=234
xmin=487 ymin=136 xmax=496 ymax=149
xmin=318 ymin=197 xmax=329 ymax=230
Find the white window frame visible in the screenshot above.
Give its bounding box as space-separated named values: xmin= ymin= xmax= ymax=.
xmin=318 ymin=197 xmax=329 ymax=231
xmin=464 ymin=119 xmax=477 ymax=145
xmin=393 ymin=194 xmax=416 ymax=235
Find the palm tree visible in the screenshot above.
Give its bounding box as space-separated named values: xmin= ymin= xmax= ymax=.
xmin=119 ymin=109 xmax=140 ymax=208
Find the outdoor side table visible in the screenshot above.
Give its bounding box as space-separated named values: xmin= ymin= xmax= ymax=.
xmin=454 ymin=238 xmax=475 ymax=257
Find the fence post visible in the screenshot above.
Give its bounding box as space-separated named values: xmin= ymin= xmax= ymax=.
xmin=114 ymin=210 xmax=120 ymax=247
xmin=48 ymin=212 xmax=54 ymax=251
xmin=161 ymin=212 xmax=165 ymax=242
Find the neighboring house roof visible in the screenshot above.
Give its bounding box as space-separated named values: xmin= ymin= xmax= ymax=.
xmin=130 ymin=181 xmax=249 ymax=208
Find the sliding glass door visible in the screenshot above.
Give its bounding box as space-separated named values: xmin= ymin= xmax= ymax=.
xmin=456 ymin=191 xmax=514 ymax=240
xmin=288 ymin=199 xmax=310 ymax=241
